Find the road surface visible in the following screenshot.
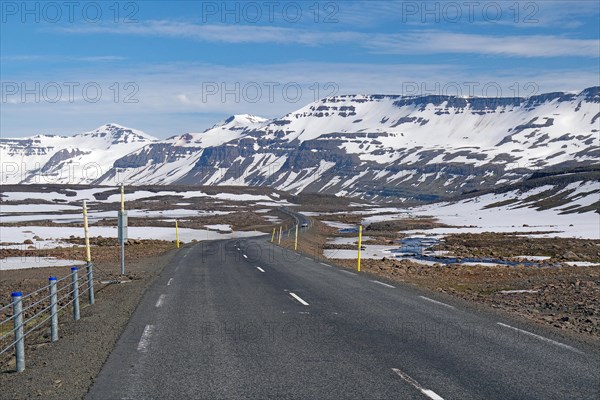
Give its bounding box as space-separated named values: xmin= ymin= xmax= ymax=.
xmin=88 ymin=236 xmax=599 ymax=399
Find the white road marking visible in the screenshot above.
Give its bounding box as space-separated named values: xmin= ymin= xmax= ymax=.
xmin=155 ymin=294 xmax=166 ymax=308
xmin=257 ymin=267 xmax=265 ymax=273
xmin=371 ymin=280 xmax=395 ymax=288
xmin=167 ymin=278 xmax=173 ymax=286
xmin=496 ymin=322 xmax=583 ymax=354
xmin=319 ymin=262 xmax=331 ymax=267
xmin=419 ymin=296 xmax=455 ymax=309
xmin=137 ymin=325 xmax=155 ymax=352
xmin=243 ymin=254 xmax=248 ymax=259
xmin=392 ymin=368 xmax=444 ymax=400
xmin=289 ymin=292 xmax=309 ymax=306
xmin=340 ymin=270 xmax=357 ymax=276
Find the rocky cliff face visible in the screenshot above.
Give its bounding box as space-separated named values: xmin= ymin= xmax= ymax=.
xmin=2 ymin=88 xmax=599 ymax=202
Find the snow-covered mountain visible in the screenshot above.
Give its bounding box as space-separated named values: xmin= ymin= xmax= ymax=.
xmin=1 ymin=124 xmax=157 ymax=184
xmin=2 ymin=87 xmax=599 ymax=201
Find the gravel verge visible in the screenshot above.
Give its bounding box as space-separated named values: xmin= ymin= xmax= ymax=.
xmin=0 ymin=246 xmax=178 ymax=399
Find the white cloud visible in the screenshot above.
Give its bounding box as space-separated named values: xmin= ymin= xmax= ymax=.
xmin=367 ymin=31 xmax=600 ymax=57
xmin=55 ymin=21 xmax=600 ymax=58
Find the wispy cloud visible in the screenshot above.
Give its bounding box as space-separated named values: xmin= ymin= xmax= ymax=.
xmin=366 ymin=31 xmax=600 ymax=58
xmin=2 ymin=61 xmax=598 ymax=137
xmin=55 ymin=21 xmax=599 ymax=58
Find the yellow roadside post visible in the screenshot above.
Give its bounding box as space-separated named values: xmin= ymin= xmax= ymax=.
xmin=294 ymin=224 xmax=298 ymax=251
xmin=175 ymin=220 xmax=180 ymax=248
xmin=357 ymin=225 xmax=363 ymax=272
xmin=83 ymin=200 xmax=91 ymax=263
xmin=278 ymin=226 xmax=282 ymax=245
xmin=271 ymin=227 xmax=275 ymax=242
xmin=120 ymin=184 xmax=125 ymax=212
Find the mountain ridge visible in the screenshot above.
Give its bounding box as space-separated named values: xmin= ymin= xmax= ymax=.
xmin=1 ymin=86 xmax=598 ymax=202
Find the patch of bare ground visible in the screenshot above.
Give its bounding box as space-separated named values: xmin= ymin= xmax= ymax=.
xmin=436 ymin=232 xmax=600 ymax=262
xmin=278 ymin=219 xmax=600 ymax=340
xmin=365 ymin=217 xmax=448 ymax=232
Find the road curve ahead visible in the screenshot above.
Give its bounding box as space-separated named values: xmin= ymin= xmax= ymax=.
xmin=88 ymin=238 xmax=599 ymax=399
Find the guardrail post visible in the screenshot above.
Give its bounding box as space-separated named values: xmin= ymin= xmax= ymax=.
xmin=86 ymin=262 xmax=94 ymax=305
xmin=71 ymin=267 xmax=80 ymax=321
xmin=12 ymin=292 xmax=25 ymax=372
xmin=49 ymin=277 xmax=58 ymax=342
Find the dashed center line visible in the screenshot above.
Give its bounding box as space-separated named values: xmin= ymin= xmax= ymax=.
xmin=256 ymin=267 xmax=265 ymax=273
xmin=319 ymin=262 xmax=331 ymax=267
xmin=242 ymin=254 xmax=248 ymax=259
xmin=155 ymin=294 xmax=166 ymax=308
xmin=137 ymin=325 xmax=155 ymax=353
xmin=392 ymin=368 xmax=445 ymax=400
xmin=419 ymin=296 xmax=455 ymax=309
xmin=340 ymin=270 xmax=357 ymax=276
xmin=167 ymin=278 xmax=173 ymax=286
xmin=371 ymin=280 xmax=395 ymax=288
xmin=496 ymin=322 xmax=583 ymax=354
xmin=289 ymin=292 xmax=309 ymax=306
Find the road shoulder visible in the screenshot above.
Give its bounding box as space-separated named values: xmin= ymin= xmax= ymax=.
xmin=0 ymin=248 xmax=178 ymax=400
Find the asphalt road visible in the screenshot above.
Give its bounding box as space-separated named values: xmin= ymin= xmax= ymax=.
xmin=88 ymin=235 xmax=600 ymax=399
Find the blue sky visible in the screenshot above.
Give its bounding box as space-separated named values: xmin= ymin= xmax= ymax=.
xmin=1 ymin=0 xmax=599 ymax=138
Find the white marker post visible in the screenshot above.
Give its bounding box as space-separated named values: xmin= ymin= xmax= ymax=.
xmin=294 ymin=224 xmax=298 ymax=251
xmin=118 ymin=184 xmax=128 ymax=275
xmin=83 ymin=200 xmax=94 ymax=304
xmin=357 ymin=225 xmax=362 ymax=272
xmin=83 ymin=200 xmax=91 ymax=264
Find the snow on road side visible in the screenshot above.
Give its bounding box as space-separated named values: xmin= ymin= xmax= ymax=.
xmin=324 ymin=245 xmax=396 ymax=260
xmin=0 ymin=209 xmax=232 ymax=224
xmin=0 ymin=188 xmax=109 ymax=203
xmin=2 ymin=188 xmax=286 ymax=205
xmin=0 ymin=257 xmax=86 ymax=271
xmin=321 ymin=221 xmax=356 ymax=230
xmin=204 ymin=224 xmax=232 ymax=232
xmin=0 ymin=204 xmax=82 ymax=213
xmin=0 ymin=225 xmax=264 ymax=250
xmin=360 ymin=182 xmax=599 ymax=239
